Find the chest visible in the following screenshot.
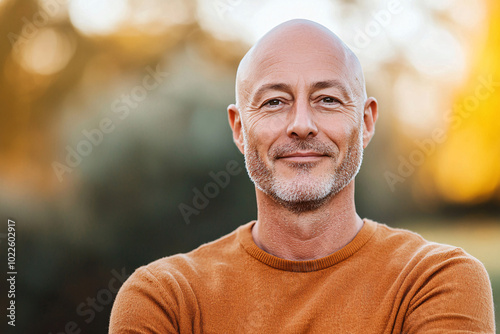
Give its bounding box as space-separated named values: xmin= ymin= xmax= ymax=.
xmin=190 ymin=269 xmax=409 ymax=334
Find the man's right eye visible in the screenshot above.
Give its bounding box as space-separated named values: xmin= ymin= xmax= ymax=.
xmin=263 ymin=99 xmax=281 ymax=107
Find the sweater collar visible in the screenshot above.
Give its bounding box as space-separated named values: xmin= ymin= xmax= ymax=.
xmin=237 ymin=219 xmax=377 ymax=272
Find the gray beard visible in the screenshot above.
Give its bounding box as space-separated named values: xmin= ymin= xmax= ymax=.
xmin=243 ymin=129 xmax=364 ymax=214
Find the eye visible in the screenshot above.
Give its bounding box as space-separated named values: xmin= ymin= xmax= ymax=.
xmin=321 ymin=96 xmax=340 ymax=104
xmin=263 ymin=99 xmax=282 ymax=107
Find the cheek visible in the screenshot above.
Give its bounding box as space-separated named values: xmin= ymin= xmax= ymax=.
xmin=319 ymin=115 xmax=362 ymax=149
xmin=342 ymin=124 xmax=363 ymax=156
xmin=245 ymin=113 xmax=284 ymax=149
xmin=340 ymin=123 xmax=362 ymax=147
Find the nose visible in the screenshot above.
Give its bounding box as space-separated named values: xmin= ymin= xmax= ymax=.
xmin=286 ymin=99 xmax=318 ymax=139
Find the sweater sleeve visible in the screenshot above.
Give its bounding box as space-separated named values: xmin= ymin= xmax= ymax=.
xmin=402 ymin=247 xmax=495 ymax=333
xmin=108 ymin=266 xmax=185 ymax=334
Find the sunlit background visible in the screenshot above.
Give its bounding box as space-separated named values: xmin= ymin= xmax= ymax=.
xmin=0 ymin=0 xmax=499 ymax=332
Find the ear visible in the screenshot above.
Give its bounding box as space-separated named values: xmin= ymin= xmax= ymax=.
xmin=227 ymin=104 xmax=245 ymax=154
xmin=362 ymin=97 xmax=378 ymax=148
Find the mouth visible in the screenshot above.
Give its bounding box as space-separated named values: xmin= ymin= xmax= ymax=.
xmin=276 ymin=151 xmax=328 ymax=162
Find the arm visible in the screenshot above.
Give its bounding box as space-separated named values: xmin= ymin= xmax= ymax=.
xmin=403 ymin=248 xmax=495 ymax=333
xmin=109 ymin=267 xmax=181 ymax=334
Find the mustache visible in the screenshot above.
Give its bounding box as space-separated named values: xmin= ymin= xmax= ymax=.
xmin=270 ymin=139 xmax=336 ymax=159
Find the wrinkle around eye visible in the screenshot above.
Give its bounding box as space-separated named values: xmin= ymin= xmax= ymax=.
xmin=313 ymin=99 xmax=342 ymax=112
xmin=258 ymin=97 xmax=293 ymax=112
xmin=311 ymin=94 xmax=343 ymax=105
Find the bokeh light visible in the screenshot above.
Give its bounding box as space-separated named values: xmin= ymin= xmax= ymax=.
xmin=15 ymin=27 xmax=75 ymax=75
xmin=68 ymin=0 xmax=129 ymax=35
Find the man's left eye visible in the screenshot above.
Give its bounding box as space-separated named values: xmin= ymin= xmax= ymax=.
xmin=322 ymin=97 xmax=339 ymax=104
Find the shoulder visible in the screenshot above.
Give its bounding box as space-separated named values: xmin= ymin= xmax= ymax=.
xmin=369 ymin=220 xmax=475 ymax=259
xmin=110 ymin=223 xmax=250 ymax=333
xmin=121 ymin=221 xmax=250 ymax=292
xmin=147 ymin=222 xmax=247 ymax=275
xmin=365 ymin=219 xmax=490 ymax=282
xmin=368 ymin=219 xmax=492 ymax=298
xmin=368 ymin=222 xmax=496 ymax=332
xmin=365 ymin=220 xmax=494 ymax=331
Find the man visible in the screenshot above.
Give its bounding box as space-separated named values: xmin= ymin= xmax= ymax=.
xmin=109 ymin=19 xmax=495 ymax=333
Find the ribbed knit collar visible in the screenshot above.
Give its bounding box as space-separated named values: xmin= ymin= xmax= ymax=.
xmin=237 ymin=219 xmax=377 ymax=272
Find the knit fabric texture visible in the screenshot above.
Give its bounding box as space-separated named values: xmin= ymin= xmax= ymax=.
xmin=109 ymin=219 xmax=495 ymax=333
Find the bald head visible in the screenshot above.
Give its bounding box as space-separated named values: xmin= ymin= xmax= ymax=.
xmin=227 ymin=19 xmax=378 ymax=214
xmin=235 ymin=19 xmax=366 ymax=108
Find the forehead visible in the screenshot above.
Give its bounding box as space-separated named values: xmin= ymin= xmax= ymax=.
xmin=238 ymin=33 xmax=360 ymax=99
xmin=250 ymin=49 xmax=352 ymax=88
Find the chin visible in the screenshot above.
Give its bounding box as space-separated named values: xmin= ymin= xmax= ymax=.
xmin=265 ymin=176 xmax=336 ymax=213
xmin=268 ymin=167 xmax=359 ymax=213
xmin=270 ymin=194 xmax=333 ymax=214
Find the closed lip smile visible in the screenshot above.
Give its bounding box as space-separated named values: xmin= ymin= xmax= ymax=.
xmin=277 ymin=151 xmax=328 ymax=159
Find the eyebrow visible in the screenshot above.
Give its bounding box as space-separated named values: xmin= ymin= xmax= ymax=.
xmin=311 ymin=80 xmax=350 ymax=99
xmin=251 ymin=83 xmax=293 ymax=105
xmin=250 ymin=79 xmax=351 ymax=105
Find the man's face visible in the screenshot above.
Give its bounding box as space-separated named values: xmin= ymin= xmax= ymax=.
xmin=231 ymin=30 xmax=371 ymax=212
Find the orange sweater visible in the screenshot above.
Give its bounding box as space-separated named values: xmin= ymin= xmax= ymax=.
xmin=109 ymin=219 xmax=495 ymax=333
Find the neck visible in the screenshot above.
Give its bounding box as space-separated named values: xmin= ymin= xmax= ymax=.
xmin=251 ymin=181 xmax=363 ymax=261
